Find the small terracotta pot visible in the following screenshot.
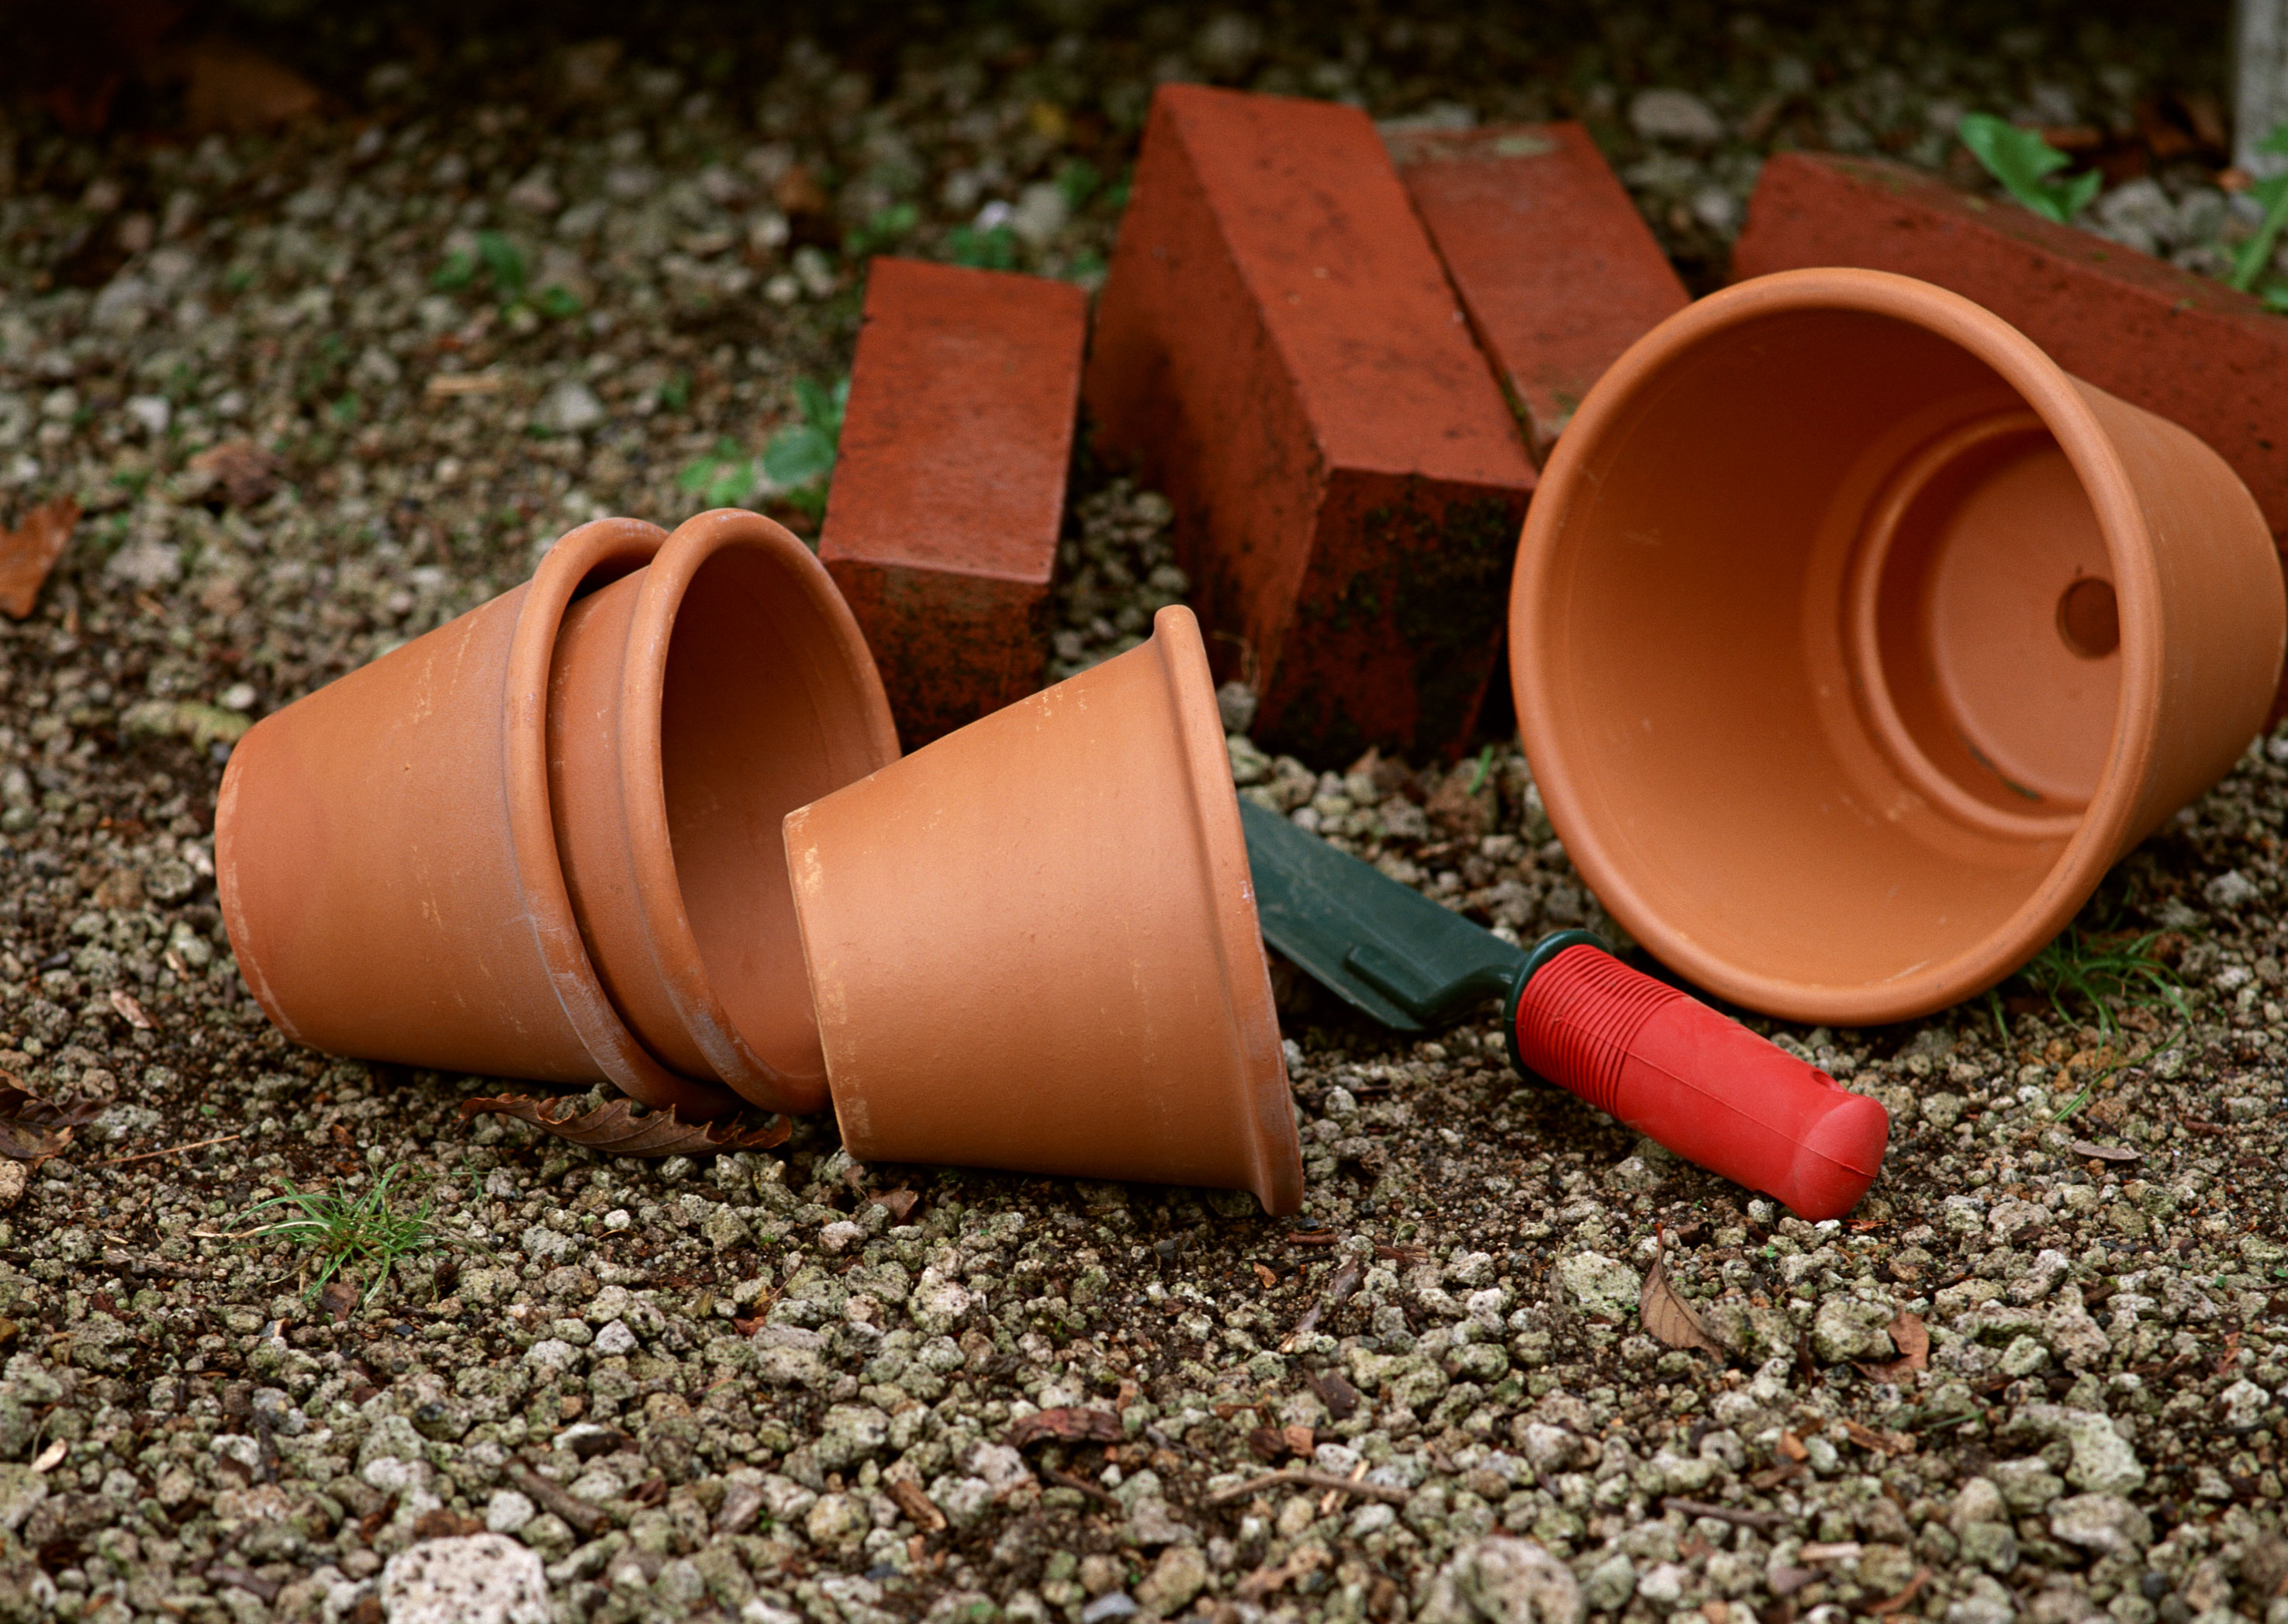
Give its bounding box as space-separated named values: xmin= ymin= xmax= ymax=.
xmin=547 ymin=509 xmax=899 ymax=1114
xmin=218 ymin=511 xmax=897 ymax=1112
xmin=217 ymin=519 xmax=736 ymax=1115
xmin=784 ymin=604 xmax=1305 ymax=1213
xmin=1512 ymin=268 xmax=2286 ymax=1025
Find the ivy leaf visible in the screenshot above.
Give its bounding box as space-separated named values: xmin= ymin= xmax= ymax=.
xmin=762 ymin=423 xmax=836 ymax=488
xmin=1958 ymin=114 xmax=2099 ymax=226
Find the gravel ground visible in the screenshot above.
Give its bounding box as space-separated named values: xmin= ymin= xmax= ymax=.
xmin=1 ymin=5 xmax=2284 ymax=1624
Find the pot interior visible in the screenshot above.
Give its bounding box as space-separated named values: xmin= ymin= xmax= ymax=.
xmin=657 ymin=544 xmax=887 ymax=1083
xmin=1528 ymin=306 xmax=2129 ymax=1000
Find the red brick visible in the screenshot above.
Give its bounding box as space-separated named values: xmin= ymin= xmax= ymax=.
xmin=1734 ymin=151 xmax=2288 ymax=717
xmin=821 ymin=257 xmax=1087 ymax=749
xmin=1390 ymin=122 xmax=1688 ymax=462
xmin=1084 ymin=85 xmax=1535 ymax=764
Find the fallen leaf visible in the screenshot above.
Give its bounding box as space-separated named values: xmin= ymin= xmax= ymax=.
xmin=29 ymin=1438 xmax=66 ymax=1474
xmin=1777 ymin=1432 xmax=1809 ymax=1463
xmin=108 ymin=990 xmax=155 ymax=1031
xmin=1307 ymin=1369 xmax=1360 ymax=1420
xmin=410 ymin=1508 xmax=483 ymax=1540
xmin=886 ymin=1477 xmax=945 ymax=1532
xmin=1246 ymin=1426 xmax=1285 ymax=1462
xmin=183 ymin=40 xmax=321 ymax=134
xmin=2069 ymin=1139 xmax=2140 ymax=1163
xmin=188 ymin=441 xmax=278 ymax=507
xmin=0 ymin=1086 xmax=102 ymax=1166
xmin=1858 ymin=1310 xmax=1930 ymax=1382
xmin=1840 ymin=1418 xmax=1910 ymax=1456
xmin=456 ymin=1094 xmax=790 ymax=1157
xmin=1006 ymin=1407 xmax=1123 ymax=1447
xmin=317 ymin=1280 xmax=360 ymax=1323
xmin=773 ymin=165 xmax=829 ymax=216
xmin=0 ymin=498 xmax=78 ymax=620
xmin=425 ymin=372 xmax=509 ymax=397
xmin=1640 ymin=1249 xmax=1726 ymax=1357
xmin=869 ymin=1187 xmax=918 ymax=1223
xmin=1253 ymin=1262 xmax=1278 ymax=1289
xmin=1283 ymin=1423 xmax=1315 ymax=1457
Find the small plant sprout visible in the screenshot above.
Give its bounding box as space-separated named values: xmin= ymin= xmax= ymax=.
xmin=1989 ymin=920 xmax=2192 ymax=1049
xmin=2228 ymin=121 xmax=2288 ymax=303
xmin=239 ymin=1163 xmax=482 ymax=1308
xmin=760 ymin=375 xmax=848 ymax=520
xmin=1958 ymin=113 xmax=2100 ymax=226
xmin=679 ymin=437 xmax=761 ymax=509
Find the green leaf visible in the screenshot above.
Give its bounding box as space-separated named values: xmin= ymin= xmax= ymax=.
xmin=536 ymin=284 xmax=584 ymax=319
xmin=762 ymin=423 xmax=835 ymax=487
xmin=1056 ymin=158 xmax=1102 ymax=210
xmin=476 ymin=230 xmax=527 ymax=301
xmin=793 ymin=375 xmax=845 ymax=441
xmin=431 ymin=251 xmax=477 ymax=292
xmin=947 ymin=224 xmax=1018 ymax=271
xmin=658 ymin=371 xmax=692 ymax=413
xmin=2263 ymin=285 xmax=2288 ymax=313
xmin=1957 ymin=113 xmax=2096 ymax=226
xmin=2229 ymin=174 xmax=2288 ymax=292
xmin=2260 ymin=119 xmax=2288 ymax=157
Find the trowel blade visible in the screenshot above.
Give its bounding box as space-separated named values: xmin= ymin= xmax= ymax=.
xmin=1239 ymin=796 xmax=1527 ymax=1032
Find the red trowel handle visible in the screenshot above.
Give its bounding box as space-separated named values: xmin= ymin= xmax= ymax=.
xmin=1505 ymin=935 xmax=1889 ymax=1221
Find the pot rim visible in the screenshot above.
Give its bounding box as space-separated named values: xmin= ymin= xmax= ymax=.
xmin=1513 ymin=266 xmax=2166 ymax=1025
xmin=505 ymin=517 xmax=745 ymax=1118
xmin=1150 ymin=604 xmax=1304 ymax=1215
xmin=616 ymin=507 xmax=900 ymax=1110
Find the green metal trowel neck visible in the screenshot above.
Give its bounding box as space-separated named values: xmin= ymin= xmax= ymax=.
xmin=1501 ymin=929 xmax=1610 ymax=1076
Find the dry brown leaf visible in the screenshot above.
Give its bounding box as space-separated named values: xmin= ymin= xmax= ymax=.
xmin=2069 ymin=1139 xmax=2140 ymax=1163
xmin=1840 ymin=1418 xmax=1912 ymax=1456
xmin=455 ymin=1094 xmax=790 ymax=1157
xmin=188 ymin=441 xmax=278 ymax=507
xmin=109 ymin=990 xmax=155 ymax=1031
xmin=1006 ymin=1407 xmax=1123 ymax=1447
xmin=1640 ymin=1249 xmax=1726 ymax=1357
xmin=0 ymin=498 xmax=78 ymax=620
xmin=886 ymin=1477 xmax=945 ymax=1532
xmin=0 ymin=1085 xmax=102 ymax=1166
xmin=1859 ymin=1309 xmax=1931 ymax=1383
xmin=184 ymin=40 xmax=321 ymax=134
xmin=869 ymin=1187 xmax=919 ymax=1223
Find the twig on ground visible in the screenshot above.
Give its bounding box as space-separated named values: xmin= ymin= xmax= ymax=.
xmin=101 ymin=1133 xmax=244 ymax=1166
xmin=1204 ymin=1468 xmax=1412 ymax=1507
xmin=1664 ymin=1497 xmax=1790 ymax=1529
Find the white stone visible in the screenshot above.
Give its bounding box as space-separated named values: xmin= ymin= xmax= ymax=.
xmin=1629 ymin=89 xmax=1726 ymax=145
xmin=540 ymin=380 xmax=607 ymax=435
xmin=1552 ymin=1251 xmax=1640 ymax=1321
xmin=483 ymin=1489 xmax=535 ymax=1534
xmin=592 ymin=1318 xmax=638 ymax=1357
xmin=378 ymin=1532 xmax=548 ymax=1624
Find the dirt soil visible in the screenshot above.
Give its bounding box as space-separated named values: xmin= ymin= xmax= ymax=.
xmin=0 ymin=5 xmax=2282 ymax=1624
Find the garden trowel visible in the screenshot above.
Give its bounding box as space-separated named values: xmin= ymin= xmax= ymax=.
xmin=1238 ymin=797 xmax=1889 ymax=1220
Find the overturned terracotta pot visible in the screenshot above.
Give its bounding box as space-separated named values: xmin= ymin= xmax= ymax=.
xmin=784 ymin=604 xmax=1305 ymax=1213
xmin=1511 ymin=268 xmax=2286 ymax=1025
xmin=217 ymin=511 xmax=897 ymax=1111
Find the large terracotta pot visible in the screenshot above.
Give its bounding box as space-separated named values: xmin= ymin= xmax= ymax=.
xmin=217 ymin=511 xmax=897 ymax=1111
xmin=783 ymin=605 xmax=1305 ymax=1212
xmin=1512 ymin=268 xmax=2286 ymax=1026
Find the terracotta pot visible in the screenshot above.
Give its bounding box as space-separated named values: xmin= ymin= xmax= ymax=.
xmin=784 ymin=604 xmax=1304 ymax=1212
xmin=1512 ymin=268 xmax=2286 ymax=1025
xmin=547 ymin=508 xmax=899 ymax=1114
xmin=216 ymin=519 xmax=738 ymax=1116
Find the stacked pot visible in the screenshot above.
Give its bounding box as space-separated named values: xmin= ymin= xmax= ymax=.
xmin=216 ymin=510 xmax=1304 ymax=1212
